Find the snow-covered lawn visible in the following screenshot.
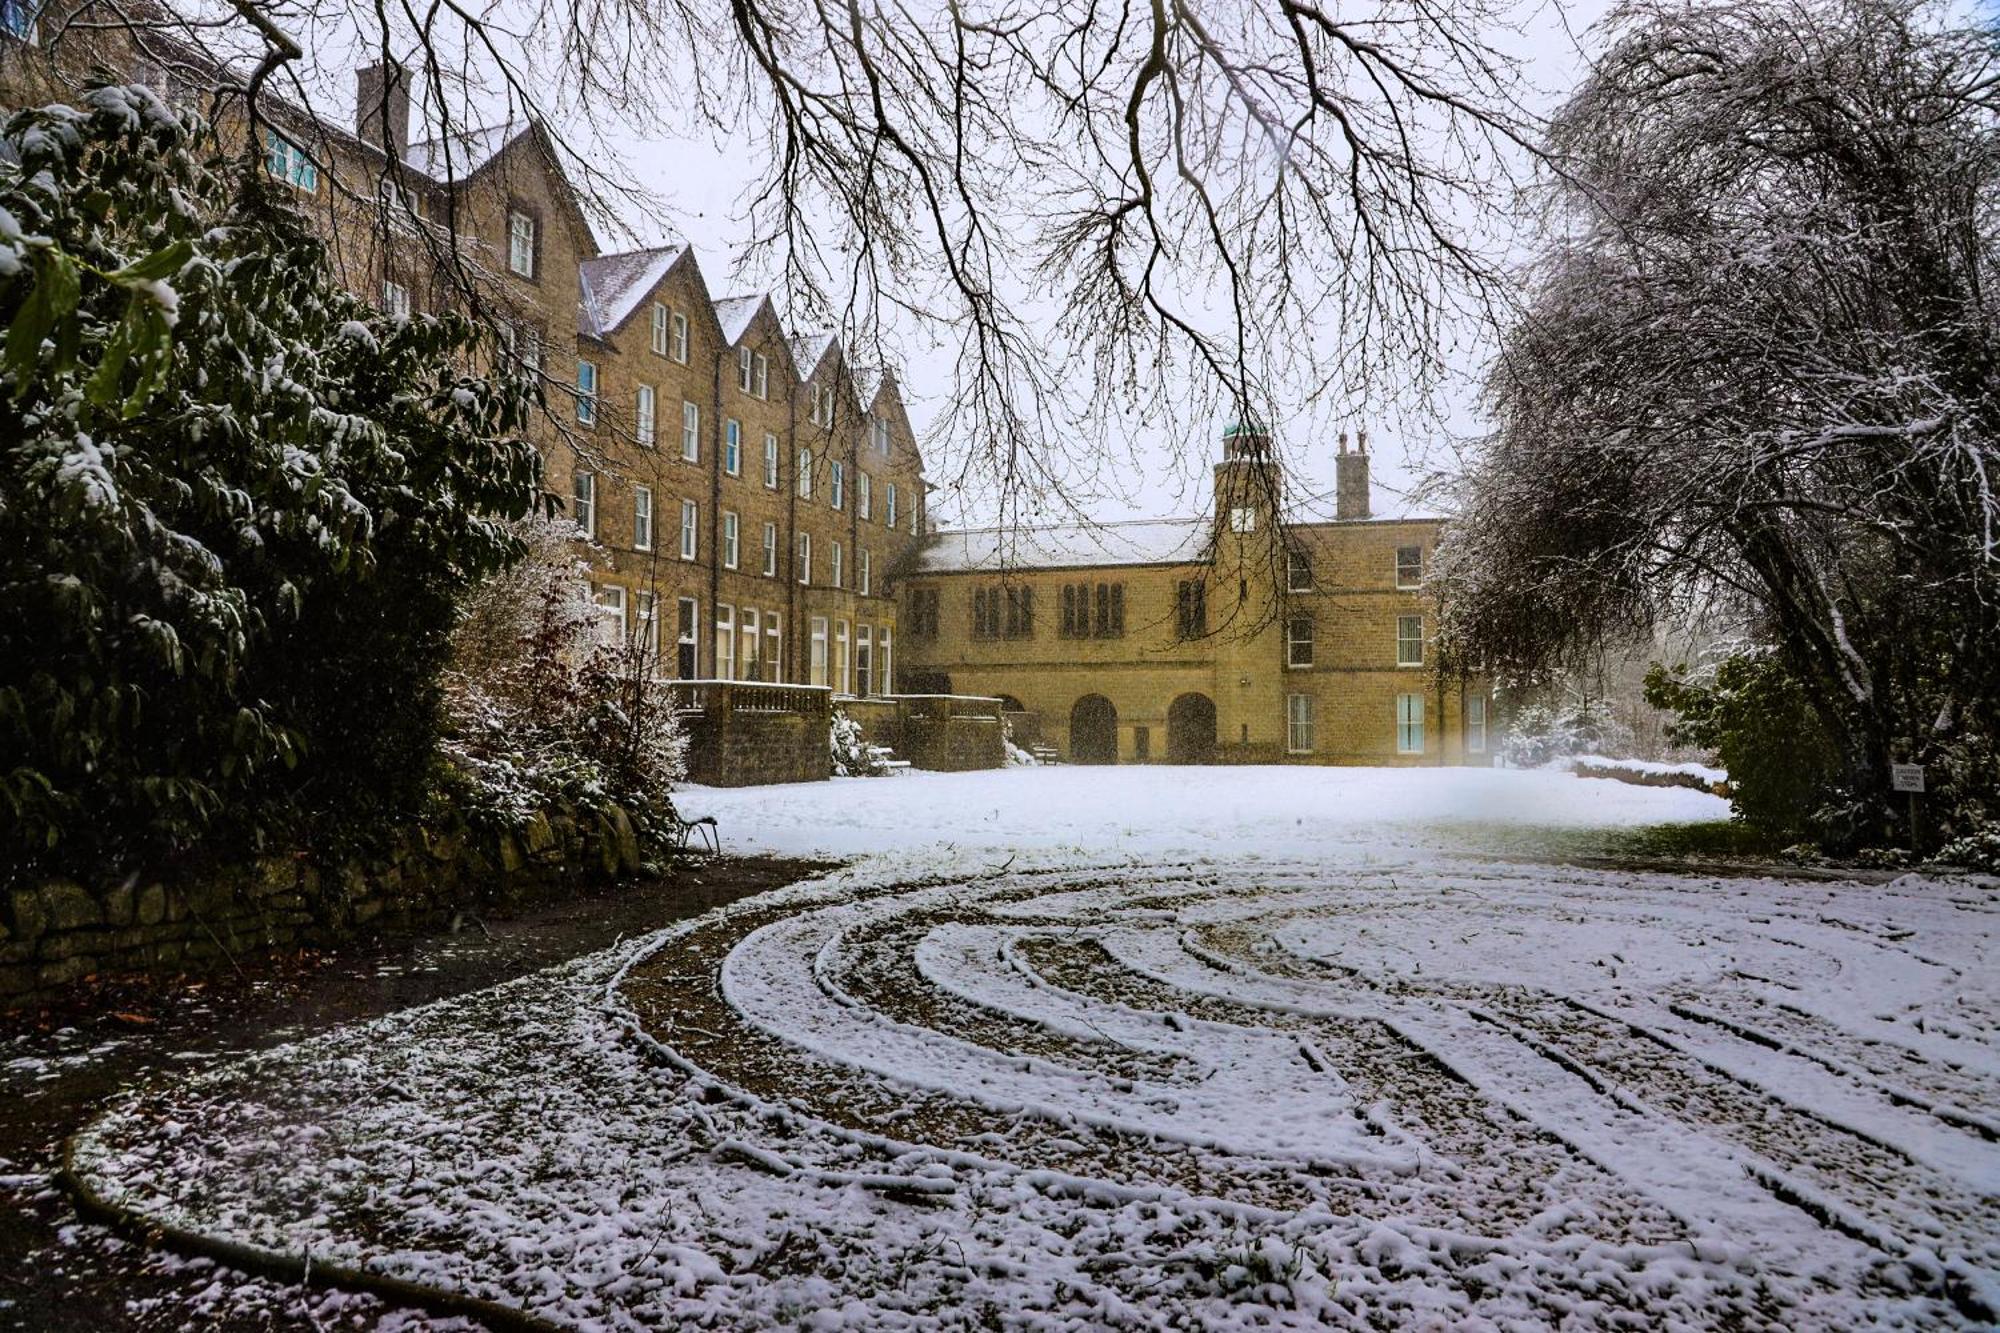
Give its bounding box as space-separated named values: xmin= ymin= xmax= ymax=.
xmin=675 ymin=764 xmax=1734 ymax=861
xmin=71 ymin=769 xmax=2000 ymax=1328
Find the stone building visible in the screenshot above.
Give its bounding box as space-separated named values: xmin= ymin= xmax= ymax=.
xmin=4 ymin=34 xmax=1483 ymax=774
xmin=1 ymin=36 xmax=932 ymax=701
xmin=898 ymin=424 xmax=1492 ymax=765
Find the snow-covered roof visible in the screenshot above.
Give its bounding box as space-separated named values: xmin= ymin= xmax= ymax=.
xmin=403 ymin=121 xmax=525 ymax=182
xmin=713 ymin=295 xmax=765 ymax=346
xmin=852 ymin=365 xmax=887 ymax=409
xmin=577 ymin=246 xmax=687 ymax=338
xmin=913 ymin=517 xmax=1209 ymax=575
xmin=790 ymin=331 xmax=838 ymax=378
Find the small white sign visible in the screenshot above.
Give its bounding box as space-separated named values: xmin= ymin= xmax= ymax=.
xmin=1890 ymin=764 xmax=1926 ymax=794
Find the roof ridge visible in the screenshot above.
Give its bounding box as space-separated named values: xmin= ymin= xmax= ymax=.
xmin=937 ymin=515 xmax=1203 ymax=536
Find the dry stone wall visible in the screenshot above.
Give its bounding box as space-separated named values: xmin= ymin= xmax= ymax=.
xmin=0 ymin=803 xmax=646 ymax=1011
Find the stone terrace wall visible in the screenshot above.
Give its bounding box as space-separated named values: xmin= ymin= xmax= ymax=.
xmin=681 ymin=710 xmax=831 ymax=786
xmin=900 ymin=715 xmax=1005 ymax=772
xmin=0 ymin=803 xmax=645 ymax=1012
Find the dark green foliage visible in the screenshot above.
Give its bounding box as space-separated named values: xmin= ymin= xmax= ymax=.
xmin=1644 ymin=657 xmax=1842 ymax=846
xmin=0 ymin=87 xmax=540 ymax=878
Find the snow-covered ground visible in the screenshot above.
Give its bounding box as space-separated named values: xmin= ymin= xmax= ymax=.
xmin=677 ymin=764 xmax=1733 ymax=861
xmin=70 ymin=769 xmax=2000 ymax=1329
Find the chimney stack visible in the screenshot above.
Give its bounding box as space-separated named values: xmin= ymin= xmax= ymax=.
xmin=356 ymin=61 xmax=411 ymax=159
xmin=1336 ymin=424 xmax=1372 ymax=520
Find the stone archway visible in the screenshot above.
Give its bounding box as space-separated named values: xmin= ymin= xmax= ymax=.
xmin=1069 ymin=694 xmax=1118 ymax=765
xmin=1165 ymin=693 xmax=1217 ymax=764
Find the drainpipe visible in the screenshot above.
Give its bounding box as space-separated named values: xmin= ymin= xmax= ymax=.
xmin=708 ymin=337 xmax=722 ymax=678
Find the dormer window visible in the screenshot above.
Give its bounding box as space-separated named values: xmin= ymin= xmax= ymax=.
xmin=507 ymin=209 xmax=536 ymax=278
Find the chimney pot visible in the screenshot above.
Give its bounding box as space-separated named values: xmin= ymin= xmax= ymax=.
xmin=356 ymin=61 xmax=411 ymax=159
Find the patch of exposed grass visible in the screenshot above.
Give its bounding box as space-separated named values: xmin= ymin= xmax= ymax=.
xmin=1599 ymin=821 xmax=1778 ymax=863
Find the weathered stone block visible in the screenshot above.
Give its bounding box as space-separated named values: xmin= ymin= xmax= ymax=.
xmin=522 ymin=812 xmax=557 ymax=857
xmin=37 ymin=956 xmax=92 ymax=988
xmin=101 ymin=882 xmax=134 ymax=927
xmin=5 ymin=889 xmax=43 ymax=942
xmin=0 ymin=964 xmax=37 ymax=995
xmin=42 ymin=882 xmax=101 ymax=932
xmin=611 ymin=806 xmax=642 ymax=873
xmin=136 ymin=884 xmax=167 ymax=926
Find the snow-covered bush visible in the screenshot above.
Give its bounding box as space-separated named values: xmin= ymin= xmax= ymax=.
xmin=1497 ymin=697 xmax=1634 ymax=769
xmin=441 ymin=517 xmax=685 ymax=842
xmin=0 ymin=88 xmax=537 ymax=877
xmin=1644 ymin=654 xmax=1840 ymax=846
xmin=830 ymin=709 xmax=888 ymax=777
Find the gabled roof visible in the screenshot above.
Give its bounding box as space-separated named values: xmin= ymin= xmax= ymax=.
xmin=789 ymin=331 xmax=838 ymax=378
xmin=403 ymin=121 xmax=524 ymax=182
xmin=578 ymin=245 xmax=688 ymax=338
xmin=913 ymin=517 xmax=1209 ymax=575
xmin=712 ymin=294 xmax=766 ymax=346
xmin=852 ymin=365 xmax=888 ymax=410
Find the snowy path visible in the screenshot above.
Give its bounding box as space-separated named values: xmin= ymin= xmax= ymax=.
xmin=68 ymin=770 xmax=2000 ymax=1328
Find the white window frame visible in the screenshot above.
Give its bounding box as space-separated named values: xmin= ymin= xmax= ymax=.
xmin=572 ymin=471 xmax=596 ymax=538
xmin=1229 ymin=506 xmax=1256 ymax=533
xmin=878 ymin=627 xmax=892 ymax=696
xmin=1467 ymin=695 xmax=1489 ymax=754
xmin=737 ymin=346 xmax=755 ymax=394
xmin=635 ymin=591 xmax=660 ymax=657
xmin=835 ymin=619 xmax=851 ymax=696
xmin=755 ymin=353 xmax=769 ymax=399
xmin=670 ymin=311 xmax=689 ymax=364
xmin=810 ymin=617 xmax=829 ymax=687
xmin=507 ymin=210 xmax=536 ymax=277
xmin=857 ymin=623 xmax=873 ymax=696
xmin=798 ymin=532 xmax=812 ymax=584
xmin=1396 ymin=544 xmax=1424 ymax=590
xmin=860 ymin=548 xmax=872 ymax=596
xmin=650 ymin=303 xmax=670 ymax=356
xmin=722 ymin=510 xmax=740 ymax=569
xmin=675 ymin=596 xmax=700 ymax=678
xmin=382 ymin=280 xmax=410 ymax=318
xmin=724 ymin=419 xmax=742 ymax=476
xmin=715 ymin=604 xmax=736 ymax=681
xmin=741 ymin=608 xmax=760 ymax=681
xmin=681 ymin=401 xmax=700 ymax=462
xmin=830 ymin=460 xmax=846 ymax=511
xmin=797 ymin=448 xmax=813 ymax=500
xmin=763 ymin=433 xmax=780 ymax=489
xmin=1287 ymin=615 xmax=1314 ymax=669
xmin=1287 ymin=694 xmax=1315 ymax=754
xmin=886 ymin=483 xmax=898 ymax=529
xmin=576 ymin=360 xmax=598 ymax=425
xmin=595 ymin=583 xmax=626 ymax=646
xmin=762 ymin=522 xmax=778 ymax=577
xmin=765 ymin=613 xmax=782 ymax=682
xmin=635 ymin=384 xmax=656 ymax=448
xmin=1397 ymin=694 xmax=1426 ymax=755
xmin=830 ymin=540 xmax=844 ymax=589
xmin=632 ymin=485 xmax=653 ymax=551
xmin=1397 ymin=615 xmax=1425 ymax=668
xmin=680 ymin=499 xmax=698 ymax=561
xmin=1287 ymin=547 xmax=1314 ymax=593
xmin=873 ymin=417 xmax=890 ymax=454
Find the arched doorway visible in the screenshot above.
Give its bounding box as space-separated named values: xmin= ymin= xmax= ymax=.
xmin=1166 ymin=693 xmax=1217 ymax=764
xmin=1070 ymin=695 xmax=1118 ymax=764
